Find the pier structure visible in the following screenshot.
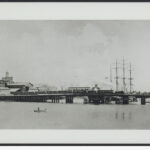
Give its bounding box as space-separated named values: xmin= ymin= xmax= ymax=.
xmin=51 ymin=96 xmax=60 ymax=103
xmin=141 ymin=97 xmax=146 ymax=105
xmin=0 ymin=91 xmax=149 ymax=105
xmin=66 ymin=96 xmax=74 ymax=104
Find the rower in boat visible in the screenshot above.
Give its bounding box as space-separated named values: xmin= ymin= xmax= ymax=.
xmin=34 ymin=107 xmax=47 ymax=112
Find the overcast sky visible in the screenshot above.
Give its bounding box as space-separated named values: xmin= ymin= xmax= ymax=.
xmin=0 ymin=20 xmax=150 ymax=91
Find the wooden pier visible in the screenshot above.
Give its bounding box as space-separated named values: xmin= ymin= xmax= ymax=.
xmin=0 ymin=92 xmax=149 ymax=105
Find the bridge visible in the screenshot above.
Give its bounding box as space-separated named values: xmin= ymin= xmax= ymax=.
xmin=0 ymin=91 xmax=149 ymax=105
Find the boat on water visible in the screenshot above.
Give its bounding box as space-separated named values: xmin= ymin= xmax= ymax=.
xmin=34 ymin=107 xmax=47 ymax=113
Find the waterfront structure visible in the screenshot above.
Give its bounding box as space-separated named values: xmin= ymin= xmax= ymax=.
xmin=0 ymin=71 xmax=147 ymax=105
xmin=0 ymin=72 xmax=33 ymax=94
xmin=0 ymin=80 xmax=6 ymax=87
xmin=2 ymin=72 xmax=14 ymax=84
xmin=6 ymin=82 xmax=33 ymax=90
xmin=0 ymin=87 xmax=11 ymax=96
xmin=91 ymin=84 xmax=100 ymax=92
xmin=68 ymin=87 xmax=91 ymax=92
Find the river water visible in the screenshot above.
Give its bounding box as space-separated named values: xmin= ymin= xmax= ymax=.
xmin=0 ymin=98 xmax=150 ymax=129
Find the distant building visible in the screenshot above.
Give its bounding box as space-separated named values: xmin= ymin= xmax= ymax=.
xmin=34 ymin=84 xmax=57 ymax=91
xmin=6 ymin=82 xmax=33 ymax=91
xmin=68 ymin=87 xmax=91 ymax=92
xmin=0 ymin=87 xmax=11 ymax=96
xmin=0 ymin=80 xmax=6 ymax=87
xmin=0 ymin=72 xmax=34 ymax=95
xmin=2 ymin=72 xmax=14 ymax=84
xmin=92 ymin=84 xmax=100 ymax=92
xmin=28 ymin=88 xmax=39 ymax=93
xmin=0 ymin=72 xmax=34 ymax=92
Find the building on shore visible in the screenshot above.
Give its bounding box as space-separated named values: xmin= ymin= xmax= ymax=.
xmin=2 ymin=72 xmax=13 ymax=84
xmin=6 ymin=82 xmax=33 ymax=89
xmin=68 ymin=87 xmax=91 ymax=92
xmin=0 ymin=72 xmax=34 ymax=95
xmin=0 ymin=87 xmax=11 ymax=96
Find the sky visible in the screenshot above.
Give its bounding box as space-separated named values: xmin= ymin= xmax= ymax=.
xmin=0 ymin=20 xmax=150 ymax=91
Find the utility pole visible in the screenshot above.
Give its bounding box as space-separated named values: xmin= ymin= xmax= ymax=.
xmin=122 ymin=57 xmax=126 ymax=93
xmin=115 ymin=60 xmax=119 ymax=91
xmin=129 ymin=63 xmax=133 ymax=93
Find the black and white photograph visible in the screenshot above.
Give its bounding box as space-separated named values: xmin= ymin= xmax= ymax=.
xmin=0 ymin=20 xmax=149 ymax=130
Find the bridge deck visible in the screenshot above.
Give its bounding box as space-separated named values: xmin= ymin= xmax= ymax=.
xmin=8 ymin=92 xmax=150 ymax=98
xmin=0 ymin=92 xmax=148 ymax=104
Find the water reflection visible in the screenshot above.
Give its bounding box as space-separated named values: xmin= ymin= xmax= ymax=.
xmin=129 ymin=112 xmax=132 ymax=120
xmin=115 ymin=111 xmax=132 ymax=121
xmin=122 ymin=112 xmax=125 ymax=120
xmin=115 ymin=112 xmax=118 ymax=120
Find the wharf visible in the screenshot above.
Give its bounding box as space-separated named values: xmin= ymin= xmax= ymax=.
xmin=0 ymin=91 xmax=149 ymax=105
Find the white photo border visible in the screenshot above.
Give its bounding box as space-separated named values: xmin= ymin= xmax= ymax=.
xmin=0 ymin=2 xmax=150 ymax=144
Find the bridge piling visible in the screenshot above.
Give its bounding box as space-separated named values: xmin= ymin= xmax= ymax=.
xmin=115 ymin=99 xmax=120 ymax=104
xmin=65 ymin=96 xmax=73 ymax=104
xmin=52 ymin=97 xmax=54 ymax=103
xmin=55 ymin=96 xmax=57 ymax=103
xmin=141 ymin=97 xmax=146 ymax=105
xmin=123 ymin=96 xmax=129 ymax=104
xmin=54 ymin=96 xmax=57 ymax=103
xmin=99 ymin=96 xmax=104 ymax=104
xmin=56 ymin=96 xmax=60 ymax=103
xmin=56 ymin=96 xmax=58 ymax=103
xmin=88 ymin=96 xmax=92 ymax=103
xmin=84 ymin=97 xmax=88 ymax=104
xmin=105 ymin=97 xmax=110 ymax=104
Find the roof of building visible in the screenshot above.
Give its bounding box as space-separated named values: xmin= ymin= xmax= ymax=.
xmin=9 ymin=88 xmax=20 ymax=92
xmin=68 ymin=87 xmax=91 ymax=88
xmin=7 ymin=82 xmax=33 ymax=86
xmin=0 ymin=87 xmax=9 ymax=90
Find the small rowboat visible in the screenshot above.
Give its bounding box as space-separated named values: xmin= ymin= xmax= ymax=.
xmin=34 ymin=107 xmax=47 ymax=113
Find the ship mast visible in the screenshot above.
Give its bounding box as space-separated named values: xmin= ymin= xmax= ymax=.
xmin=110 ymin=64 xmax=112 ymax=83
xmin=129 ymin=63 xmax=133 ymax=93
xmin=122 ymin=57 xmax=126 ymax=93
xmin=115 ymin=60 xmax=119 ymax=91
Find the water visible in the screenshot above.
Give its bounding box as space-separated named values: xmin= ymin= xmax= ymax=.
xmin=0 ymin=99 xmax=150 ymax=129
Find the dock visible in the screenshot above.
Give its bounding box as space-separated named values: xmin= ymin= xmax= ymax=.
xmin=0 ymin=91 xmax=149 ymax=105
